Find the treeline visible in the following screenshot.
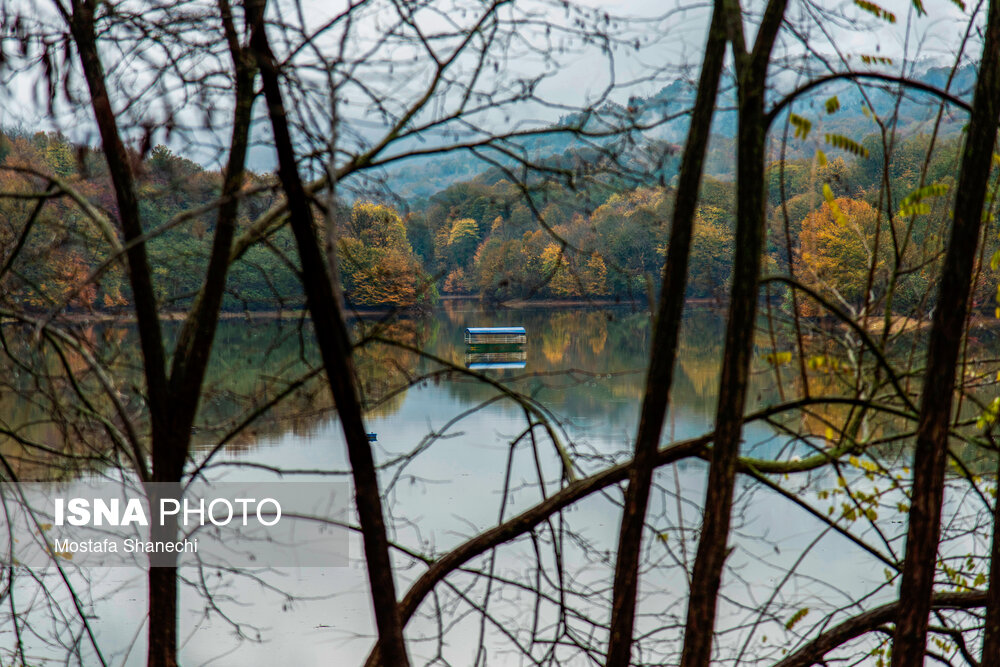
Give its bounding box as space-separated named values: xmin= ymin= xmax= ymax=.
xmin=2 ymin=127 xmax=986 ymax=314
xmin=406 ymin=130 xmax=975 ymax=315
xmin=0 ymin=131 xmax=433 ymax=311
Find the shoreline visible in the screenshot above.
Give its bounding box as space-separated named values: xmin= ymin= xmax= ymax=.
xmin=15 ymin=301 xmax=1000 ymax=332
xmin=2 ymin=297 xmax=689 ymax=325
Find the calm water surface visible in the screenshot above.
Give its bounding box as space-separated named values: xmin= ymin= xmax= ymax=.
xmin=4 ymin=304 xmax=919 ymax=665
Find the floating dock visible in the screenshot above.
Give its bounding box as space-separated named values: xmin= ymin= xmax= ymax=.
xmin=465 ymin=349 xmax=527 ymax=370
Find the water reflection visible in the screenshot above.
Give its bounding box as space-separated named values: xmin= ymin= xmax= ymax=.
xmin=3 ymin=303 xmax=998 ymax=665
xmin=465 ymin=347 xmax=527 ymax=369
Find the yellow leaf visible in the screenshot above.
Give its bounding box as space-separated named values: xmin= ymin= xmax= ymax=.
xmin=766 ymin=351 xmax=793 ymax=365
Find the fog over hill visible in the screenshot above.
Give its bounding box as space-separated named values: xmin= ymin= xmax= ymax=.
xmin=378 ymin=60 xmax=977 ymax=201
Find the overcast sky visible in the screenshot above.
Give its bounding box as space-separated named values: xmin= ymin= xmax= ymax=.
xmin=0 ymin=0 xmax=982 ymax=171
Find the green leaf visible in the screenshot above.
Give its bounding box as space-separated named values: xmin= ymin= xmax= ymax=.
xmin=822 ymin=184 xmax=848 ymax=226
xmin=825 ymin=96 xmax=840 ymax=114
xmin=860 ymin=54 xmax=894 ymax=66
xmin=900 ymin=183 xmax=950 ymax=207
xmin=854 ymin=0 xmax=897 ymax=22
xmin=825 ymin=133 xmax=870 ymax=157
xmin=898 ymin=202 xmax=930 ymax=218
xmin=789 ymin=113 xmax=812 ymax=140
xmin=785 ymin=608 xmax=810 ymax=630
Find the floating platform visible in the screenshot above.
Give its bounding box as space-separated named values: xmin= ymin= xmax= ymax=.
xmin=464 ymin=326 xmax=527 ymax=345
xmin=466 ymin=349 xmax=527 ymax=370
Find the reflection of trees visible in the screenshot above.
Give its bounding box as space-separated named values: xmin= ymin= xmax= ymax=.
xmin=673 ymin=312 xmax=725 ymax=404
xmin=427 ymin=307 xmax=725 ymax=421
xmin=0 ymin=316 xmax=431 ymax=478
xmin=0 ymin=322 xmax=128 ymax=481
xmin=5 ymin=0 xmax=1000 ymax=662
xmin=585 ymin=311 xmax=609 ymax=355
xmin=540 ymin=312 xmax=573 ymax=364
xmin=355 ymin=320 xmax=431 ymax=418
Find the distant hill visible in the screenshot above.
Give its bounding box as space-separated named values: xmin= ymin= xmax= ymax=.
xmin=381 ymin=62 xmax=976 ymax=200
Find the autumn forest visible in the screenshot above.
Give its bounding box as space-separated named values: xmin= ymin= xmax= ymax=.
xmin=1 ymin=117 xmax=981 ymax=321
xmin=6 ymin=0 xmax=1000 ymax=665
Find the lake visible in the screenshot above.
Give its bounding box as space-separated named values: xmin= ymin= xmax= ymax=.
xmin=0 ymin=302 xmax=989 ymax=665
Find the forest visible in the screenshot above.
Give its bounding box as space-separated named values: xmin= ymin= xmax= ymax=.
xmin=4 ymin=0 xmax=1000 ymax=666
xmin=0 ymin=121 xmax=977 ymax=315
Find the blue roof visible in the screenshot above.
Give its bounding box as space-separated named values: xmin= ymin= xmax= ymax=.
xmin=465 ymin=327 xmax=526 ymax=335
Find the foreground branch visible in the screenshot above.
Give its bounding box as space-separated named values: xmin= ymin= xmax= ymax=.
xmin=777 ymin=592 xmax=986 ymax=667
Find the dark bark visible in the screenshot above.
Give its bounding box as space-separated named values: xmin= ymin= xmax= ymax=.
xmin=984 ymin=449 xmax=1000 ymax=659
xmin=146 ymin=7 xmax=257 ymax=667
xmin=68 ymin=0 xmax=168 ymax=444
xmin=603 ymin=5 xmax=727 ymax=665
xmin=890 ymin=0 xmax=1000 ymax=662
xmin=247 ymin=4 xmax=410 ymax=665
xmin=146 ymin=524 xmax=179 ymax=667
xmin=67 ymin=3 xmax=257 ymax=665
xmin=67 ymin=5 xmax=176 ymax=664
xmin=162 ymin=0 xmax=257 ymax=480
xmin=678 ymin=0 xmax=787 ymax=664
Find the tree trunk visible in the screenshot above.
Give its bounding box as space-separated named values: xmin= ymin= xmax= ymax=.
xmin=891 ymin=0 xmax=1000 ymax=662
xmin=68 ymin=3 xmax=257 ymax=664
xmin=982 ymin=449 xmax=1000 ymax=659
xmin=248 ymin=4 xmax=411 ymax=665
xmin=147 ymin=567 xmax=178 ymax=667
xmin=68 ymin=2 xmax=168 ymax=441
xmin=604 ymin=5 xmax=726 ymax=664
xmin=678 ymin=0 xmax=787 ymax=663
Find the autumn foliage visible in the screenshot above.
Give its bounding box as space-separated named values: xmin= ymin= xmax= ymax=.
xmin=1 ymin=128 xmax=980 ymax=314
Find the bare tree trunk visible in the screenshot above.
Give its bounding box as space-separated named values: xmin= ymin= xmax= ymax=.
xmin=67 ymin=2 xmax=257 ymax=664
xmin=678 ymin=0 xmax=787 ymax=664
xmin=983 ymin=449 xmax=1000 ymax=659
xmin=604 ymin=5 xmax=727 ymax=664
xmin=247 ymin=3 xmax=410 ymax=665
xmin=891 ymin=0 xmax=1000 ymax=663
xmin=67 ymin=5 xmax=178 ymax=665
xmin=146 ymin=533 xmax=178 ymax=666
xmin=165 ymin=0 xmax=257 ymax=452
xmin=67 ymin=0 xmax=168 ymax=447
